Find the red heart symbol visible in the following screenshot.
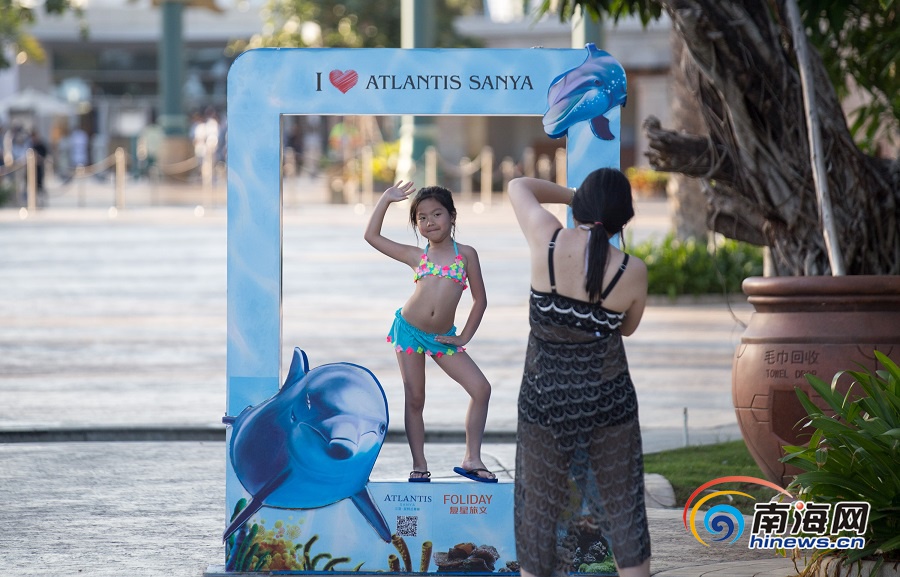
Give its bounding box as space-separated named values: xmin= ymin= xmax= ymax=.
xmin=329 ymin=69 xmax=358 ymax=93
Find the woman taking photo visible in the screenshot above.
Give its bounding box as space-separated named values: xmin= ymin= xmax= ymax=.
xmin=508 ymin=168 xmax=651 ymax=577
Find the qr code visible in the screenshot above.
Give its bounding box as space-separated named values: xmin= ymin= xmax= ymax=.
xmin=396 ymin=515 xmax=418 ymax=537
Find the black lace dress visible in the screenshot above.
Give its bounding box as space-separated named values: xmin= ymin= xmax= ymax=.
xmin=515 ymin=230 xmax=651 ymax=575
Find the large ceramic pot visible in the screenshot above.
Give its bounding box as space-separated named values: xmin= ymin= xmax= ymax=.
xmin=732 ymin=275 xmax=900 ymax=487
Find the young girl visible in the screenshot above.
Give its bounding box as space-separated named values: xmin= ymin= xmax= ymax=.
xmin=364 ymin=181 xmax=496 ymax=483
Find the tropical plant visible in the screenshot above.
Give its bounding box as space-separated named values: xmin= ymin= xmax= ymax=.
xmin=538 ymin=0 xmax=899 ymax=276
xmin=630 ymin=233 xmax=764 ymax=297
xmin=780 ymin=350 xmax=900 ymax=568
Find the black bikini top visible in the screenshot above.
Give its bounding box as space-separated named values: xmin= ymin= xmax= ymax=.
xmin=547 ymin=228 xmax=628 ymax=301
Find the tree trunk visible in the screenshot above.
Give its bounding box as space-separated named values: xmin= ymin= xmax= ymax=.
xmin=642 ymin=0 xmax=899 ymax=275
xmin=667 ymin=30 xmax=709 ymax=241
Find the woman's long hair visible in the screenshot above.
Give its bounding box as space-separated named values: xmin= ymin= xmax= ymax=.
xmin=570 ymin=168 xmax=635 ymax=302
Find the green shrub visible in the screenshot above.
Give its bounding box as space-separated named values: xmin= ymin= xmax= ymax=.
xmin=782 ymin=351 xmax=900 ymax=565
xmin=630 ymin=233 xmax=764 ymax=297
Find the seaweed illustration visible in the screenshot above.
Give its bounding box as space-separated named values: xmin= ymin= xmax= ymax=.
xmin=387 ymin=536 xmax=442 ymax=573
xmin=391 ymin=533 xmax=412 ymax=572
xmin=299 ymin=534 xmax=319 ymax=567
xmin=420 ymin=541 xmax=433 ymax=573
xmin=225 ymin=499 xmax=271 ymax=572
xmin=224 ymin=499 xmax=365 ymax=572
xmin=284 ymin=534 xmax=360 ymax=571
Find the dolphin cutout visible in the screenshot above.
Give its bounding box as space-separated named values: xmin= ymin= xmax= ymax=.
xmin=223 ymin=347 xmax=390 ymax=542
xmin=543 ymin=43 xmax=627 ymax=140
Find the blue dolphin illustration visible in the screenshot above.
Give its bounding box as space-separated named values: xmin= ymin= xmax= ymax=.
xmin=222 ymin=347 xmax=390 ymax=542
xmin=543 ymin=43 xmax=627 ymax=140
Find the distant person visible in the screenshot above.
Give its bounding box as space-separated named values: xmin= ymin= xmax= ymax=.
xmin=192 ymin=107 xmax=219 ymax=161
xmin=137 ymin=114 xmax=164 ymax=176
xmin=508 ymin=168 xmax=651 ymax=577
xmin=303 ymin=116 xmax=322 ymax=176
xmin=10 ymin=126 xmax=29 ymax=203
xmin=284 ymin=120 xmax=304 ymax=173
xmin=29 ymin=130 xmax=49 ymax=206
xmin=0 ymin=123 xmax=6 ymax=168
xmin=10 ymin=126 xmax=27 ymax=164
xmin=189 ymin=110 xmax=204 ymax=155
xmin=215 ymin=110 xmax=227 ymax=164
xmin=203 ymin=107 xmax=220 ymax=160
xmin=285 ymin=120 xmax=303 ymax=154
xmin=69 ymin=126 xmax=89 ymax=170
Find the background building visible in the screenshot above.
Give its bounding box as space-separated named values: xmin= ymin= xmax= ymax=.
xmin=9 ymin=0 xmax=672 ymax=186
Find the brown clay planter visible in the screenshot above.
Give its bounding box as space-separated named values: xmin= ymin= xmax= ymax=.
xmin=732 ymin=275 xmax=900 ymax=487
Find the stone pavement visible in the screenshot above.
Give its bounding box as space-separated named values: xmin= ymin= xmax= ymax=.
xmin=0 ymin=178 xmax=797 ymax=576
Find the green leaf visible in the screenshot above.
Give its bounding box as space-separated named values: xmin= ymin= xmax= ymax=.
xmin=795 ymin=386 xmax=827 ymax=418
xmin=792 ymin=471 xmax=888 ymax=505
xmin=871 ymin=533 xmax=900 ymax=555
xmin=874 ymin=351 xmax=900 ymax=383
xmin=847 ymin=370 xmax=895 ymax=423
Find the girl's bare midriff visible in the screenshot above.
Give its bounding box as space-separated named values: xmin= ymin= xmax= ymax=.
xmin=401 ymin=275 xmax=464 ymax=334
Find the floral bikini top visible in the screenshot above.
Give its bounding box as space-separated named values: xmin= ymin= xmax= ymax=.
xmin=414 ymin=241 xmax=468 ymax=290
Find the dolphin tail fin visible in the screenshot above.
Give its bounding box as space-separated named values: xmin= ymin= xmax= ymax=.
xmin=351 ymin=485 xmax=392 ymax=543
xmin=283 ymin=348 xmax=310 ymax=389
xmin=590 ymin=115 xmax=615 ymax=140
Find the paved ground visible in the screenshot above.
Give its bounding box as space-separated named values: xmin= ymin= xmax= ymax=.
xmin=0 ymin=177 xmax=798 ymax=576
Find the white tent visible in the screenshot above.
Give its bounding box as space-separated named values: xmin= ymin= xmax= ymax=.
xmin=0 ymin=88 xmax=77 ymax=118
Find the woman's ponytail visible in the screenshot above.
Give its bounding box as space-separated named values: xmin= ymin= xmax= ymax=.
xmin=570 ymin=168 xmax=635 ymax=303
xmin=585 ymin=222 xmax=610 ymax=302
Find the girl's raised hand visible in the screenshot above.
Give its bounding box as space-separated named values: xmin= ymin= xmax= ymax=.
xmin=383 ymin=181 xmax=416 ymax=203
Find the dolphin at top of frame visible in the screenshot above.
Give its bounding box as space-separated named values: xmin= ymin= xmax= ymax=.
xmin=222 ymin=347 xmax=391 ymax=542
xmin=543 ymin=43 xmax=627 ymax=141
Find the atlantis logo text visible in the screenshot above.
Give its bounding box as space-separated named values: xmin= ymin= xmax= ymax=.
xmin=316 ymin=71 xmax=534 ymax=93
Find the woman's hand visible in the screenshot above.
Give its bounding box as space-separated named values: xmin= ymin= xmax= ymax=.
xmin=383 ymin=181 xmax=416 ymax=203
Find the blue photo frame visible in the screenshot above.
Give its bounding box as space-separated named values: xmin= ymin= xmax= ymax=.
xmin=224 ymin=46 xmax=624 ymax=573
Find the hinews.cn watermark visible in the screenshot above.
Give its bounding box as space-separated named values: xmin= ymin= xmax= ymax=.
xmin=682 ymin=476 xmax=869 ymax=551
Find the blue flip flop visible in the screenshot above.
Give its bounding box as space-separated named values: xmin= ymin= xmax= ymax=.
xmin=409 ymin=470 xmax=431 ymax=483
xmin=453 ymin=466 xmax=498 ymax=483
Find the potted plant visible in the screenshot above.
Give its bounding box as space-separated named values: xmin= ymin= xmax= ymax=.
xmin=539 ymin=0 xmax=900 ymax=487
xmin=780 ymin=351 xmax=900 ymax=577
